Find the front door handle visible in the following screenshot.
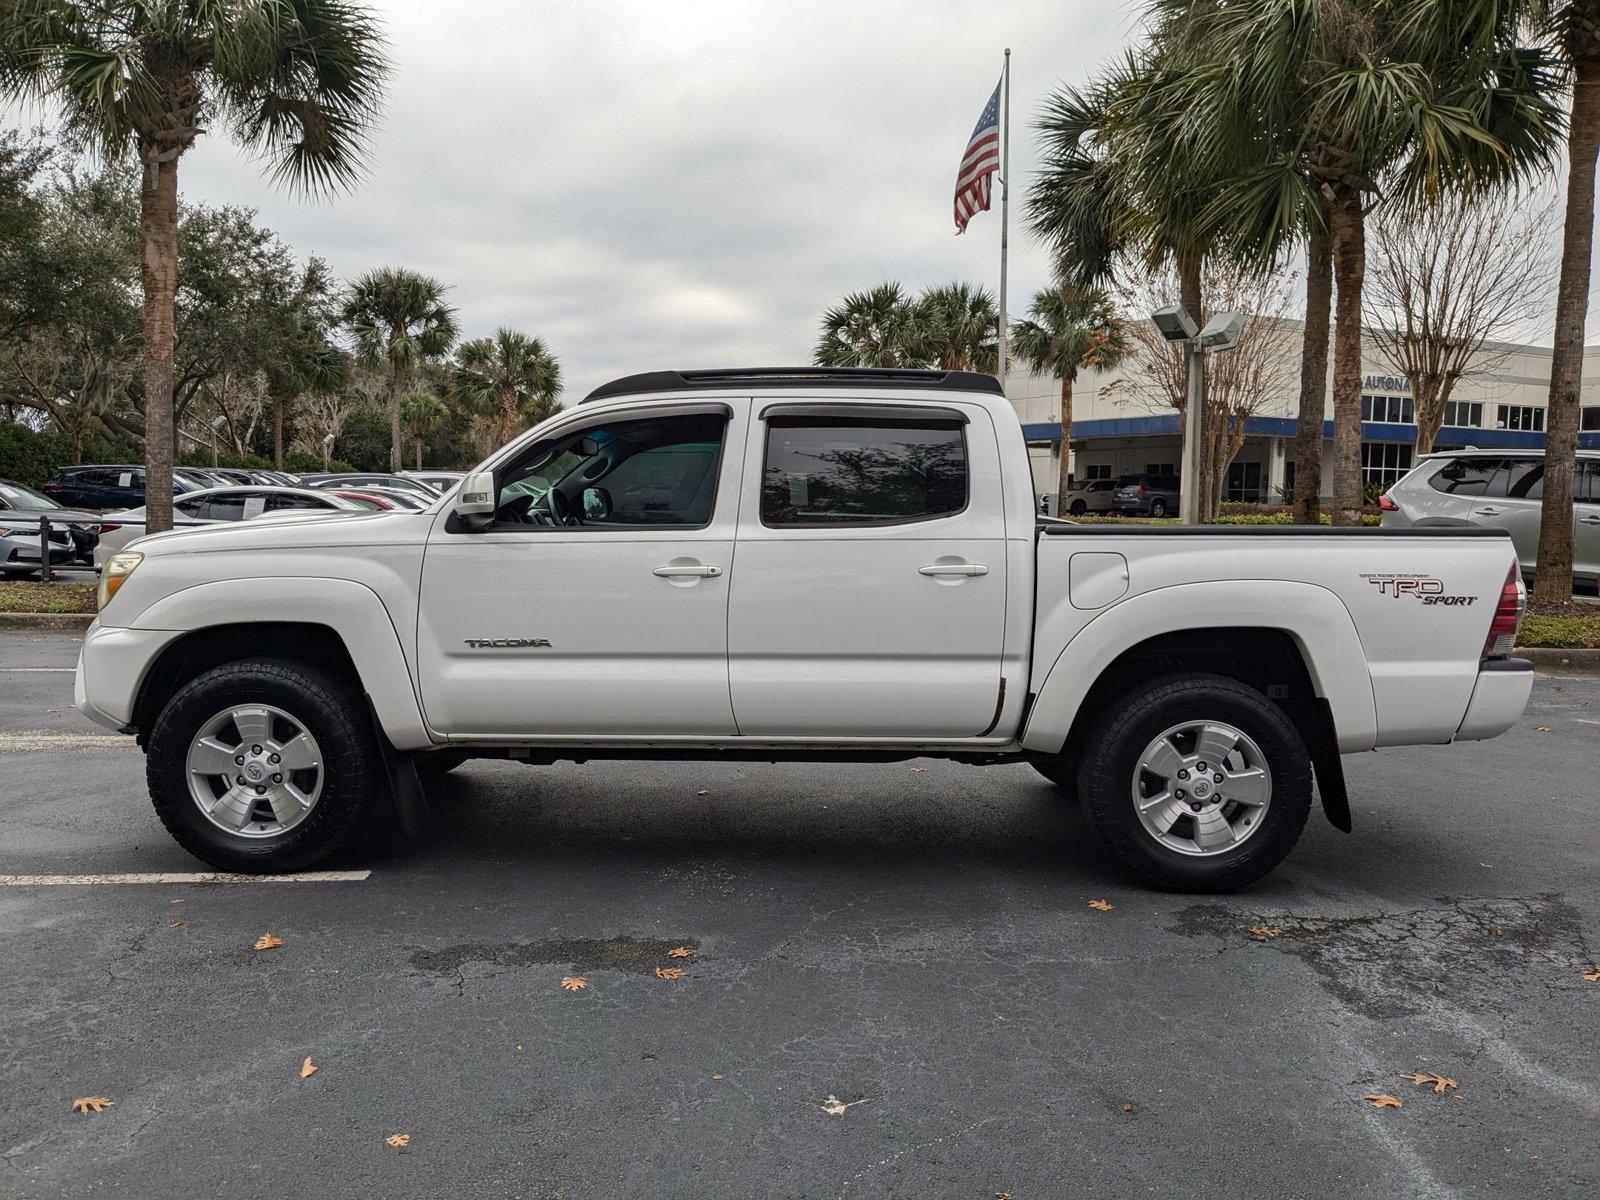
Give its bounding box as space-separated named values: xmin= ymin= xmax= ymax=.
xmin=1473 ymin=506 xmax=1504 ymax=516
xmin=653 ymin=564 xmax=722 ymax=578
xmin=918 ymin=563 xmax=988 ymax=577
xmin=1581 ymin=514 xmax=1600 ymax=525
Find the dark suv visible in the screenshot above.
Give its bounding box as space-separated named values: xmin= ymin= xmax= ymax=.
xmin=42 ymin=465 xmax=196 ymax=511
xmin=1112 ymin=473 xmax=1182 ymax=517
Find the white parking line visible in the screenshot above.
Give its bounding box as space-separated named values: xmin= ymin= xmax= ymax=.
xmin=0 ymin=732 xmax=129 ymax=751
xmin=0 ymin=870 xmax=372 ymax=886
xmin=0 ymin=667 xmax=74 ymax=672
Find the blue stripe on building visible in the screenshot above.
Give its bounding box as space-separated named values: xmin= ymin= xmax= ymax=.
xmin=1020 ymin=415 xmax=1600 ymax=451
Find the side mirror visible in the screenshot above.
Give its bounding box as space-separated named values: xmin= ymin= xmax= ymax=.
xmin=454 ymin=469 xmax=496 ymax=528
xmin=581 ymin=486 xmax=612 ymax=520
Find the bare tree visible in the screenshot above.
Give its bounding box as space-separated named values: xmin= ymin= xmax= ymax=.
xmin=293 ymin=390 xmax=357 ymax=469
xmin=1367 ymin=195 xmax=1556 ymax=456
xmin=1112 ymin=263 xmax=1299 ymax=519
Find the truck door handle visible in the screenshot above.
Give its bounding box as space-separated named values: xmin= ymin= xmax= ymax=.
xmin=1581 ymin=515 xmax=1600 ymax=525
xmin=653 ymin=564 xmax=722 ymax=578
xmin=918 ymin=563 xmax=988 ymax=577
xmin=1473 ymin=506 xmax=1503 ymax=516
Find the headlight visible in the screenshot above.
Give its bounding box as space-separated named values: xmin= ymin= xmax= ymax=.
xmin=97 ymin=551 xmax=143 ymax=611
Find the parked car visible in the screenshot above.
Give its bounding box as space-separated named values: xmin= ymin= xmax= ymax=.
xmin=93 ymin=486 xmax=364 ymax=568
xmin=1061 ymin=478 xmax=1120 ymax=516
xmin=330 ymin=489 xmax=397 ymax=511
xmin=300 ymin=472 xmax=441 ymax=498
xmin=43 ymin=465 xmax=198 ymax=511
xmin=0 ymin=477 xmax=100 ymax=563
xmin=400 ymin=470 xmax=465 ymax=493
xmin=345 ymin=486 xmax=430 ymax=511
xmin=1113 ymin=473 xmax=1182 ymax=518
xmin=0 ymin=512 xmax=76 ymax=577
xmin=1380 ymin=449 xmax=1600 ymax=589
xmin=248 ymin=469 xmax=301 ymax=486
xmin=78 ymin=366 xmax=1532 ymax=892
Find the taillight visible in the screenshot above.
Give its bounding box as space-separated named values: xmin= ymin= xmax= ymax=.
xmin=1138 ymin=483 xmax=1147 ymax=495
xmin=1377 ymin=493 xmax=1398 ymax=512
xmin=96 ymin=522 xmax=120 ymax=535
xmin=1483 ymin=563 xmax=1524 ymax=660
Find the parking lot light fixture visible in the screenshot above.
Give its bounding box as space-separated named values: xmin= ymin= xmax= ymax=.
xmin=1148 ymin=304 xmax=1244 ymax=524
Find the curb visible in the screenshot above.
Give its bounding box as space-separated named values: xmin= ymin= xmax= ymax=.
xmin=1519 ymin=646 xmax=1600 ymax=674
xmin=0 ymin=613 xmax=94 ymax=633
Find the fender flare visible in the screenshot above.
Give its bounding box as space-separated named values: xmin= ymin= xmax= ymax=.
xmin=130 ymin=577 xmax=432 ymax=750
xmin=1020 ymin=580 xmax=1378 ymax=755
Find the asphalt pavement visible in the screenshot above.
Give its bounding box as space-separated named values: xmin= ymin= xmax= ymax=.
xmin=0 ymin=632 xmax=1596 ymax=1199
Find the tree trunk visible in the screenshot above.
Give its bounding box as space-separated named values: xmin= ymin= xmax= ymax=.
xmin=1294 ymin=213 xmax=1332 ymax=523
xmin=1329 ymin=200 xmax=1367 ymax=527
xmin=138 ymin=153 xmax=180 ymax=534
xmin=273 ymin=393 xmax=285 ymax=469
xmin=1056 ymin=371 xmax=1075 ymax=513
xmin=415 ymin=439 xmax=423 ymax=471
xmin=1533 ymin=55 xmax=1600 ymax=604
xmin=1414 ymin=376 xmax=1445 ymax=457
xmin=388 ymin=358 xmax=405 ymax=474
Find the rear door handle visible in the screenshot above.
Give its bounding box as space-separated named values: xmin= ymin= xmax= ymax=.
xmin=653 ymin=564 xmax=722 ymax=578
xmin=918 ymin=563 xmax=988 ymax=577
xmin=1473 ymin=506 xmax=1503 ymax=516
xmin=1581 ymin=515 xmax=1600 ymax=525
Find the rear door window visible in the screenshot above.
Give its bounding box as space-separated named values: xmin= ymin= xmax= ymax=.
xmin=760 ymin=414 xmax=968 ymax=527
xmin=1503 ymin=459 xmax=1544 ymax=500
xmin=1428 ymin=458 xmax=1508 ymax=496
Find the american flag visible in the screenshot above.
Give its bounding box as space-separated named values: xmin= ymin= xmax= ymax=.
xmin=953 ymin=75 xmax=1002 ymax=234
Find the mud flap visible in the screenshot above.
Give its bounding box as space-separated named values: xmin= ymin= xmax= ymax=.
xmin=368 ymin=700 xmax=429 ymax=839
xmin=1310 ymin=698 xmax=1351 ymax=832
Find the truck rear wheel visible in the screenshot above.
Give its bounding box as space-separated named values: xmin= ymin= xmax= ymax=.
xmin=1075 ymin=672 xmax=1312 ymax=891
xmin=145 ymin=657 xmax=382 ymax=873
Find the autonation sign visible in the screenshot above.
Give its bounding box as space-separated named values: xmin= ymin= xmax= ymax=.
xmin=1363 ymin=374 xmax=1412 ymax=393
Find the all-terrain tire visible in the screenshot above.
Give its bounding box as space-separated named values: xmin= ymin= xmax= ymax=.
xmin=146 ymin=657 xmax=382 ymax=872
xmin=1075 ymin=672 xmax=1312 ymax=892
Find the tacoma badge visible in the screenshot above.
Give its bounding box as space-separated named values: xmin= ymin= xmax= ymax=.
xmin=464 ymin=638 xmax=552 ymax=648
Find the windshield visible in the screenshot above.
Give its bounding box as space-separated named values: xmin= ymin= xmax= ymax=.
xmin=0 ymin=481 xmax=59 ymax=510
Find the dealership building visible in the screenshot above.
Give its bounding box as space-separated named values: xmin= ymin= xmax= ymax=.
xmin=1005 ymin=320 xmax=1600 ymax=505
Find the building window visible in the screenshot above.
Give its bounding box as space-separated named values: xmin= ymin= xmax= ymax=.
xmin=1361 ymin=442 xmax=1414 ymax=491
xmin=1443 ymin=401 xmax=1483 ymax=428
xmin=1145 ymin=462 xmax=1176 ymax=476
xmin=1283 ymin=460 xmax=1296 ymax=497
xmin=1361 ymin=394 xmax=1415 ymax=424
xmin=1225 ymin=461 xmax=1264 ymax=502
xmin=1497 ymin=404 xmax=1545 ymax=432
xmin=1083 ymin=464 xmax=1112 ymax=480
xmin=1582 ymin=406 xmax=1600 ymax=432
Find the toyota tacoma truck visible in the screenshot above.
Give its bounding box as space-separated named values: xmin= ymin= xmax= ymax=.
xmin=76 ymin=368 xmax=1534 ymax=891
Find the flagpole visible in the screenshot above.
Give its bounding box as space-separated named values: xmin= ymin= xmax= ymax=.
xmin=997 ymin=47 xmax=1011 ymax=389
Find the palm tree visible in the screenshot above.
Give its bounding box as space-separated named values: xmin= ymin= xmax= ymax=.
xmin=343 ymin=269 xmax=460 ymax=471
xmin=915 ymin=283 xmax=998 ymax=372
xmin=814 ymin=283 xmax=925 ymax=367
xmin=1144 ymin=0 xmax=1562 ymax=524
xmin=400 ymin=390 xmax=449 ymax=471
xmin=0 ymin=1 xmax=386 ymax=532
xmin=452 ymin=327 xmax=562 ymax=451
xmin=1011 ymin=286 xmax=1130 ymax=513
xmin=1531 ymin=1 xmax=1600 ymax=603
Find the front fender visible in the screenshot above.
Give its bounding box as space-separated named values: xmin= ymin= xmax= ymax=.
xmin=128 ymin=577 xmax=431 ymax=750
xmin=1020 ymin=580 xmax=1378 ymax=755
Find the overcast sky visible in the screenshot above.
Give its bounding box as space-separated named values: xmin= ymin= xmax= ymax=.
xmin=160 ymin=0 xmax=1136 ymax=401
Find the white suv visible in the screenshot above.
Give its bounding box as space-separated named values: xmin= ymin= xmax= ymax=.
xmin=1380 ymin=449 xmax=1600 ymax=589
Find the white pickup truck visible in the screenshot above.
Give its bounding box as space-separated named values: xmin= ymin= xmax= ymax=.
xmin=76 ymin=368 xmax=1534 ymax=891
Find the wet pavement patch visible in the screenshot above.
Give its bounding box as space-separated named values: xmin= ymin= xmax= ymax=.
xmin=410 ymin=936 xmax=701 ymax=980
xmin=1170 ymin=895 xmax=1593 ymax=1019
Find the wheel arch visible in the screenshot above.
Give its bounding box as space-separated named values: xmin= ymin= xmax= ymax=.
xmin=1022 ymin=580 xmax=1377 ymax=757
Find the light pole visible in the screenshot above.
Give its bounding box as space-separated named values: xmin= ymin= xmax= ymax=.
xmin=1150 ymin=305 xmax=1245 ymax=524
xmin=208 ymin=414 xmax=227 ymax=468
xmin=322 ymin=432 xmax=335 ymax=470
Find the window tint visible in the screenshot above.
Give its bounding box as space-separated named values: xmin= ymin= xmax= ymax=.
xmin=1578 ymin=461 xmax=1600 ymax=504
xmin=1429 ymin=458 xmax=1506 ymax=496
xmin=1503 ymin=459 xmax=1544 ymax=500
xmin=265 ymin=493 xmax=330 ymax=511
xmin=495 ymin=411 xmax=727 ymax=527
xmin=761 ymin=416 xmax=967 ymax=527
xmin=198 ymin=495 xmax=249 ymax=521
xmin=174 ymin=497 xmax=205 ymax=517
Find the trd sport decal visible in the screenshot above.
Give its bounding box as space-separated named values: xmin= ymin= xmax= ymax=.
xmin=1359 ymin=574 xmax=1477 ymax=606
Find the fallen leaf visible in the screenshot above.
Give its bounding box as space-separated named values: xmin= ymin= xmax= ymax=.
xmin=1246 ymin=925 xmax=1283 ymax=939
xmin=697 ymin=790 xmax=709 ymax=796
xmin=654 ymin=966 xmax=686 ymax=980
xmin=997 ymin=1193 xmax=1014 ymax=1200
xmin=1088 ymin=899 xmax=1114 ymax=912
xmin=820 ymin=1094 xmax=869 ymax=1117
xmin=1480 ymin=863 xmax=1494 ymax=870
xmin=1364 ymin=1093 xmax=1403 ymax=1109
xmin=169 ymin=920 xmax=187 ymax=928
xmin=299 ymin=1057 xmax=317 ymax=1079
xmin=1121 ymin=1104 xmax=1136 ymax=1113
xmin=560 ymin=976 xmax=588 ymax=991
xmin=711 ymin=1074 xmax=724 ymax=1081
xmin=1582 ymin=963 xmax=1600 ymax=983
xmin=71 ymin=1096 xmax=113 ymax=1114
xmin=1535 ymin=725 xmax=1551 ymax=732
xmin=911 ymin=766 xmax=925 ymax=773
xmin=386 ymin=1133 xmax=410 ymax=1148
xmin=252 ymin=933 xmax=283 ymax=951
xmin=667 ymin=946 xmax=694 ymax=959
xmin=1401 ymin=1072 xmax=1458 ymax=1094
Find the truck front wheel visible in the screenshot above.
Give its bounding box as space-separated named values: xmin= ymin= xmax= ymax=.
xmin=145 ymin=657 xmax=382 ymax=873
xmin=1076 ymin=672 xmax=1312 ymax=891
